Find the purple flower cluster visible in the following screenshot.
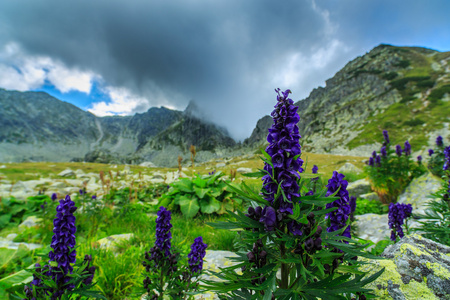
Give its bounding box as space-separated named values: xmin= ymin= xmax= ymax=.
xmin=246 ymin=206 xmax=279 ymax=232
xmin=403 ymin=141 xmax=411 ymax=156
xmin=388 ymin=203 xmax=412 ymax=241
xmin=48 ymin=195 xmax=77 ymax=288
xmin=396 ymin=145 xmax=402 ymax=157
xmin=312 ymin=165 xmax=318 ymax=174
xmin=81 ymin=255 xmax=96 ymax=286
xmin=381 ymin=146 xmax=387 ymax=157
xmin=188 ymin=237 xmax=208 ymax=274
xmin=429 ymin=149 xmax=434 ymax=156
xmin=263 ymin=88 xmax=303 ymax=214
xmin=444 ymin=146 xmax=450 ymax=171
xmin=383 ymin=130 xmax=390 ymax=144
xmin=154 ymin=206 xmax=173 ymax=258
xmin=417 ymin=155 xmax=422 ymax=163
xmin=325 ymin=171 xmax=352 ymax=240
xmin=51 ymin=193 xmax=57 ymax=201
xmin=437 ymin=135 xmax=444 ymax=147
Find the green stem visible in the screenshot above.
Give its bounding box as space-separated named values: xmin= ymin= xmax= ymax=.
xmin=159 ymin=265 xmax=165 ymax=299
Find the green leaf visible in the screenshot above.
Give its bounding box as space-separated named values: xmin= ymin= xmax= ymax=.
xmin=175 ymin=178 xmax=194 ymax=193
xmin=194 ymin=186 xmax=211 ymax=199
xmin=193 ymin=177 xmax=207 ymax=188
xmin=0 ymin=214 xmax=12 ymax=228
xmin=241 ymin=171 xmax=265 ymax=178
xmin=200 ymin=197 xmax=221 ymax=214
xmin=179 ymin=197 xmax=200 ymax=219
xmin=0 ymin=270 xmax=32 ymax=289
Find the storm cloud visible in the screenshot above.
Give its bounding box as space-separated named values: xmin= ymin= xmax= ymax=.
xmin=0 ymin=0 xmax=448 ymax=140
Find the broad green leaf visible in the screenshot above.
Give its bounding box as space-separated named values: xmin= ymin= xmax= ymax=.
xmin=193 ymin=177 xmax=207 ymax=188
xmin=179 ymin=197 xmax=200 ymax=219
xmin=194 ymin=186 xmax=211 ymax=199
xmin=0 ymin=214 xmax=12 ymax=228
xmin=200 ymin=197 xmax=221 ymax=214
xmin=0 ymin=248 xmax=16 ymax=269
xmin=175 ymin=178 xmax=194 ymax=193
xmin=0 ymin=269 xmax=32 ymax=289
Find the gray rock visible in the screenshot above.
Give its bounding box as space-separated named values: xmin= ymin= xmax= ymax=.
xmin=347 ymin=179 xmax=372 ymax=198
xmin=360 ymin=192 xmax=380 ymax=201
xmin=139 ymin=161 xmax=156 ymax=168
xmin=236 ymin=167 xmax=253 ymax=173
xmin=58 ymin=169 xmax=75 ymax=177
xmin=50 ymin=181 xmax=67 ymax=188
xmin=19 ymin=216 xmax=42 ymax=229
xmin=0 ymin=240 xmax=42 ymax=250
xmin=338 ymin=162 xmax=363 ymax=174
xmin=355 ymin=213 xmax=390 ymax=244
xmin=360 ymin=234 xmax=450 ymax=300
xmin=96 ymin=233 xmax=134 ymax=252
xmin=215 ymin=163 xmax=226 ymax=168
xmin=397 ymin=172 xmax=443 ymax=215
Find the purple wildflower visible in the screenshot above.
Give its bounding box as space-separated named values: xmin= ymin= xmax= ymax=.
xmin=259 ymin=206 xmax=277 ymax=232
xmin=188 ymin=236 xmax=208 ymax=274
xmin=312 ymin=165 xmax=318 ymax=174
xmin=154 ymin=206 xmax=172 ymax=258
xmin=428 ymin=149 xmax=434 ymax=156
xmin=368 ymin=157 xmax=374 ymax=166
xmin=396 ymin=145 xmax=402 ymax=157
xmin=383 ymin=130 xmax=390 ymax=144
xmin=375 ymin=155 xmax=381 ymax=166
xmin=48 ymin=195 xmax=77 ymax=291
xmin=404 ymin=141 xmax=411 ymax=156
xmin=417 ymin=155 xmax=422 ymax=163
xmin=372 ymin=151 xmax=377 ymax=158
xmin=436 ymin=136 xmax=443 ymax=147
xmin=263 ymin=89 xmax=303 ymax=214
xmin=381 ymin=146 xmax=387 ymax=157
xmin=325 ymin=171 xmax=352 ymax=240
xmin=444 ymin=146 xmax=450 ymax=171
xmin=81 ymin=255 xmax=96 ymax=286
xmin=92 ymin=195 xmax=97 ymax=200
xmin=51 ymin=193 xmax=57 ymax=201
xmin=388 ymin=203 xmax=413 ymax=241
xmin=349 ymin=196 xmax=356 ymax=214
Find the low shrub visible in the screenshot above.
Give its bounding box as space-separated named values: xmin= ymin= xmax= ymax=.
xmin=353 ymin=198 xmax=388 ymax=215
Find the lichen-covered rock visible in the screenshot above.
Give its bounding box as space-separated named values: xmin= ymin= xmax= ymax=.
xmin=360 ymin=234 xmax=450 ymax=299
xmin=397 ymin=172 xmax=443 ymax=215
xmin=348 ymin=178 xmax=372 ymax=198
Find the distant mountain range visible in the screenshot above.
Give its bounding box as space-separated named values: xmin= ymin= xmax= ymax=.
xmin=0 ymin=90 xmax=237 ymax=165
xmin=1 ymin=44 xmax=449 ymax=166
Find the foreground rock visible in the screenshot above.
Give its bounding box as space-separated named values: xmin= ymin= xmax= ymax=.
xmin=398 ymin=172 xmax=443 ymax=215
xmin=361 ymin=234 xmax=450 ymax=299
xmin=338 ymin=162 xmax=363 ymax=174
xmin=347 ymin=178 xmax=372 ymax=198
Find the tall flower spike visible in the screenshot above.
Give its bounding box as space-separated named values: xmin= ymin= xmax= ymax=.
xmin=436 ymin=136 xmax=443 ymax=147
xmin=325 ymin=171 xmax=352 ymax=240
xmin=312 ymin=165 xmax=318 ymax=174
xmin=429 ymin=149 xmax=434 ymax=156
xmin=262 ymin=89 xmax=303 ymax=215
xmin=188 ymin=236 xmax=208 ymax=274
xmin=444 ymin=146 xmax=450 ymax=171
xmin=396 ymin=145 xmax=402 ymax=157
xmin=383 ymin=130 xmax=390 ymax=144
xmin=48 ymin=195 xmax=77 ymax=289
xmin=404 ymin=141 xmax=411 ymax=156
xmin=155 ymin=206 xmax=173 ymax=258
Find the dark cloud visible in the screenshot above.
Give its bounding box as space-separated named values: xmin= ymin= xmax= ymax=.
xmin=0 ymin=0 xmax=448 ymax=140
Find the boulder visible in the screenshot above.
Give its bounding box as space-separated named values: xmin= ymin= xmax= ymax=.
xmin=139 ymin=161 xmax=156 ymax=168
xmin=236 ymin=167 xmax=253 ymax=173
xmin=58 ymin=169 xmax=75 ymax=177
xmin=96 ymin=233 xmax=134 ymax=252
xmin=360 ymin=192 xmax=380 ymax=201
xmin=338 ymin=162 xmax=363 ymax=174
xmin=355 ymin=213 xmax=390 ymax=244
xmin=215 ymin=163 xmax=226 ymax=168
xmin=398 ymin=172 xmax=443 ymax=215
xmin=347 ymin=179 xmax=372 ymax=198
xmin=18 ymin=216 xmax=42 ymax=229
xmin=360 ymin=234 xmax=450 ymax=299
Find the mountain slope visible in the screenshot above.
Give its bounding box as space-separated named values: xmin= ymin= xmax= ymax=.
xmin=244 ymin=44 xmax=450 ymax=155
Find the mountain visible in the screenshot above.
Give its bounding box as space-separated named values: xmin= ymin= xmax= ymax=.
xmin=244 ymin=44 xmax=450 ymax=156
xmin=0 ymin=90 xmax=236 ymax=165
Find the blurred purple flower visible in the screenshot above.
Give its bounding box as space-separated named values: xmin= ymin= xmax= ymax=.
xmin=383 ymin=130 xmax=390 ymax=144
xmin=312 ymin=165 xmax=318 ymax=174
xmin=436 ymin=136 xmax=443 ymax=147
xmin=381 ymin=146 xmax=387 ymax=157
xmin=404 ymin=141 xmax=411 ymax=156
xmin=428 ymin=149 xmax=434 ymax=156
xmin=51 ymin=193 xmax=57 ymax=201
xmin=396 ymin=145 xmax=402 ymax=157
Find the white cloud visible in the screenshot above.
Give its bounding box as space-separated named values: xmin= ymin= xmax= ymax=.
xmin=88 ymin=86 xmax=150 ymax=116
xmin=0 ymin=42 xmax=95 ymax=94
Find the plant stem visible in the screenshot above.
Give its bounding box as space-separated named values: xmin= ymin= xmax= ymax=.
xmin=159 ymin=265 xmax=164 ymax=299
xmin=280 ymin=242 xmax=289 ymax=289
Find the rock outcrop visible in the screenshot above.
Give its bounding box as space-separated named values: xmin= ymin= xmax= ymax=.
xmin=361 ymin=234 xmax=450 ymax=300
